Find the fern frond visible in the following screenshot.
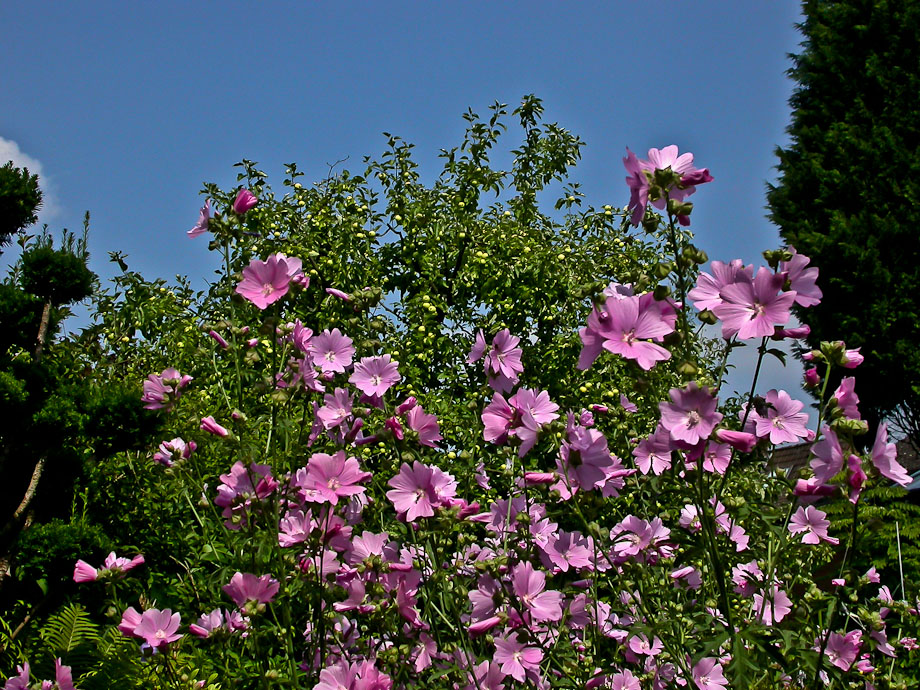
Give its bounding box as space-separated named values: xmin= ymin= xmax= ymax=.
xmin=38 ymin=604 xmax=101 ymax=656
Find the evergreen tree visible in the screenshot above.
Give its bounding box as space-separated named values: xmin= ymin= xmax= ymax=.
xmin=767 ymin=0 xmax=920 ymax=438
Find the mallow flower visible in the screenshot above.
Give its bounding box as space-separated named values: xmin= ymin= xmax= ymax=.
xmin=235 ymin=254 xmax=304 ymax=309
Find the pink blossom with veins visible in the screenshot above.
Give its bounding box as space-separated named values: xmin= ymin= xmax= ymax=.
xmin=789 ymin=506 xmax=839 ymax=545
xmin=511 ymin=562 xmax=563 ymax=622
xmin=628 ymin=633 xmax=663 ymax=657
xmin=349 ymin=355 xmax=400 ymax=399
xmin=296 ymin=451 xmax=371 ymax=506
xmin=317 ymin=387 xmax=354 ymax=429
xmin=810 ymin=427 xmax=845 ymax=484
xmin=748 ymin=389 xmax=810 ymax=444
xmin=290 ymin=319 xmax=314 ymax=354
xmin=235 ymin=254 xmax=302 ymax=309
xmin=753 ymin=584 xmax=793 ymax=625
xmin=732 ymin=560 xmax=763 ymax=596
xmin=386 ymin=461 xmax=458 ymax=522
xmin=633 ymin=425 xmax=673 ymax=475
xmin=871 ymin=422 xmax=911 ymax=486
xmin=819 ymin=630 xmax=862 ymax=670
xmin=847 ymin=453 xmax=866 ymax=504
xmin=659 ymin=382 xmax=723 ymax=446
xmin=131 ymin=608 xmax=183 ymax=648
xmin=712 ymin=266 xmax=796 ymax=339
xmin=780 ymin=248 xmax=822 ymax=307
xmin=406 ymin=405 xmax=442 ymax=447
xmin=689 ymin=259 xmax=753 ymax=311
xmin=494 ymin=634 xmax=543 ymax=683
xmin=278 ymin=507 xmax=313 ymax=547
xmin=311 ymin=328 xmax=355 ymax=373
xmin=222 ymin=572 xmax=279 ymax=608
xmin=691 ymin=657 xmax=728 ymax=690
xmin=578 ymin=293 xmax=676 ymax=371
xmin=624 ymin=148 xmax=651 ymax=226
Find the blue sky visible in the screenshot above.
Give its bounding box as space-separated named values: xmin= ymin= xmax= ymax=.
xmin=1 ymin=1 xmax=808 ymax=400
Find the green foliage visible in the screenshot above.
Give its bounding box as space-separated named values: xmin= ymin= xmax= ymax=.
xmin=0 ymin=161 xmax=42 ymax=249
xmin=12 ymin=520 xmax=113 ymax=588
xmin=825 ymin=485 xmax=920 ymax=590
xmin=767 ymin=0 xmax=920 ymax=432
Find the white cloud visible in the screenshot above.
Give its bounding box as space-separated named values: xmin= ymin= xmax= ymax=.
xmin=0 ymin=137 xmax=60 ymax=222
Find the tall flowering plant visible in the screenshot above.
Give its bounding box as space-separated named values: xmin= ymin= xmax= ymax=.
xmin=16 ymin=102 xmax=918 ymax=689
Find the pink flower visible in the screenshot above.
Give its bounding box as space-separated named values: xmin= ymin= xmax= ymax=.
xmin=214 ymin=461 xmax=278 ymax=529
xmin=311 ymin=328 xmax=355 ymax=373
xmin=820 ymin=630 xmax=862 ymax=670
xmin=789 ymin=506 xmax=839 ymax=545
xmin=732 ymin=560 xmax=763 ymax=596
xmin=628 ymin=634 xmax=663 ymax=657
xmin=235 ymin=254 xmax=302 ymax=309
xmin=485 ymin=329 xmax=524 ymax=392
xmin=633 ymin=426 xmax=673 ymax=475
xmin=482 ymin=389 xmax=559 ymax=457
xmin=200 ymin=415 xmax=230 ymax=437
xmin=153 ymin=437 xmax=196 ymax=466
xmin=748 ymin=389 xmax=809 ymax=445
xmin=189 ymin=608 xmax=248 ymax=638
xmin=780 ymin=249 xmax=822 ymax=307
xmin=316 ymin=388 xmax=354 ymax=429
xmin=578 ymin=293 xmax=675 ymax=371
xmin=132 ymin=608 xmax=183 ymax=649
xmin=810 ymin=427 xmax=844 ymax=484
xmin=753 ymin=584 xmax=793 ymax=625
xmin=223 ymin=572 xmax=279 ymax=608
xmin=871 ymin=422 xmax=911 ymax=487
xmin=847 ymin=453 xmax=866 ymax=504
xmin=187 ymin=198 xmax=210 ymax=238
xmin=659 ymin=382 xmax=723 ymax=446
xmin=494 ymin=635 xmax=543 ymax=682
xmin=833 ymin=377 xmax=860 ymax=419
xmin=73 ymin=552 xmax=144 ymax=582
xmin=325 ymin=287 xmax=351 ymax=301
xmin=511 ymin=562 xmax=563 ymax=622
xmin=689 ymin=259 xmax=753 ymax=312
xmin=624 ymin=146 xmax=713 ymax=227
xmin=691 ymin=657 xmax=728 ymax=690
xmin=714 ymin=428 xmax=758 ymax=453
xmin=624 ymin=148 xmax=651 ymax=226
xmin=611 ymin=515 xmax=673 ymax=564
xmin=232 ymin=188 xmax=258 ymax=214
xmin=712 ymin=267 xmax=796 ymax=339
xmin=4 ymin=662 xmax=30 ymax=690
xmin=349 ymin=355 xmax=400 ymax=400
xmin=841 ymin=346 xmax=864 ymax=368
xmin=141 ymin=367 xmax=192 ymax=411
xmin=296 ymin=451 xmax=371 ymax=505
xmin=804 ymin=367 xmax=820 ymax=387
xmin=118 ymin=607 xmax=143 ymax=637
xmin=386 ymin=462 xmax=458 ymax=521
xmin=4 ymin=659 xmax=76 ymax=690
xmin=406 ymin=405 xmax=442 ymax=447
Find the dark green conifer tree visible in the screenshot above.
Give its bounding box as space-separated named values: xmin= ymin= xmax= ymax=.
xmin=767 ymin=0 xmax=920 ymax=438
